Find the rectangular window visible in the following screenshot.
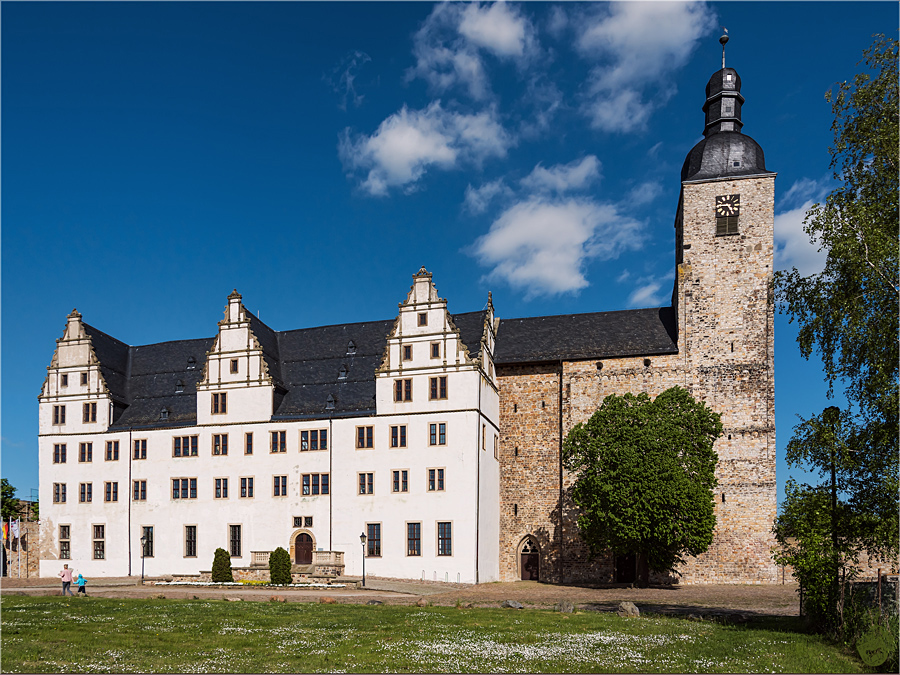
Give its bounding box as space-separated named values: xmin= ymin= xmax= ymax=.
xmin=142 ymin=526 xmax=154 ymax=558
xmin=366 ymin=523 xmax=381 ymax=557
xmin=240 ymin=477 xmax=254 ymax=498
xmin=229 ymin=524 xmax=241 ymax=557
xmin=418 ymin=312 xmax=427 ymax=326
xmin=133 ymin=480 xmax=147 ymax=501
xmin=428 ymin=468 xmax=445 ymax=492
xmin=270 ymin=430 xmax=286 ymax=453
xmin=429 ymin=423 xmax=447 ymax=446
xmin=93 ymin=524 xmax=105 ymax=560
xmin=53 ymin=405 xmax=66 ymax=425
xmin=215 ymin=478 xmax=228 ymax=499
xmin=173 ymin=436 xmax=199 ymax=457
xmin=79 ymin=442 xmax=93 ymax=463
xmin=716 ymin=215 xmax=739 ymax=236
xmin=79 ymin=483 xmax=92 ymax=503
xmin=53 ymin=483 xmax=66 ymax=503
xmin=273 ymin=475 xmax=287 ymax=497
xmin=302 ymin=474 xmax=326 ymax=495
xmin=494 ymin=435 xmax=499 ymax=459
xmin=53 ymin=443 xmax=67 ymax=464
xmin=429 ymin=376 xmax=448 ymax=400
xmin=245 ymin=433 xmax=253 ymax=455
xmin=356 ymin=426 xmax=374 ymax=449
xmin=172 ymin=478 xmax=198 ymax=500
xmin=61 ymin=373 xmax=68 ymax=387
xmin=390 ymin=425 xmax=407 ymax=448
xmin=407 ymin=522 xmax=421 ymax=556
xmin=81 ymin=372 xmax=88 ymax=386
xmin=105 ymin=441 xmax=119 ymax=461
xmin=133 ymin=439 xmax=147 ymax=460
xmin=212 ymin=392 xmax=227 ymax=414
xmin=230 ymin=359 xmax=238 ymax=374
xmin=300 ymin=429 xmax=327 ymax=451
xmin=394 ymin=379 xmax=413 ymax=402
xmin=321 ymin=474 xmax=329 ymax=495
xmin=104 ymin=481 xmax=118 ymax=502
xmin=358 ymin=472 xmax=374 ymax=495
xmin=402 ymin=345 xmax=412 ymax=361
xmin=185 ymin=525 xmax=197 ymax=558
xmin=437 ymin=522 xmax=452 ymax=556
xmin=482 ymin=424 xmax=486 ymax=450
xmin=82 ymin=402 xmax=97 ymax=423
xmin=431 ymin=342 xmax=440 ymax=359
xmin=392 ymin=470 xmax=409 ymax=493
xmin=59 ymin=525 xmax=71 ymax=559
xmin=213 ymin=434 xmax=228 ymax=456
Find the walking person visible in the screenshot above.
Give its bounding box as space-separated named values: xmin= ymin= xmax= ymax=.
xmin=75 ymin=573 xmax=87 ymax=596
xmin=59 ymin=564 xmax=74 ymax=596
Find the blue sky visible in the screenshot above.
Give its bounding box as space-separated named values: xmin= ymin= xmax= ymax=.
xmin=2 ymin=2 xmax=896 ymax=505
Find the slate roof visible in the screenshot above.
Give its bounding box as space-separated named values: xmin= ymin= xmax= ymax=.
xmin=88 ymin=310 xmax=489 ymax=428
xmin=494 ymin=307 xmax=678 ymax=365
xmin=85 ymin=304 xmax=676 ymax=429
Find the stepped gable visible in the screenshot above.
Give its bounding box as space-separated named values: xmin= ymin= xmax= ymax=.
xmin=81 ymin=322 xmax=130 ymax=404
xmin=110 ymin=337 xmax=215 ymax=429
xmin=494 ymin=306 xmax=678 ymax=365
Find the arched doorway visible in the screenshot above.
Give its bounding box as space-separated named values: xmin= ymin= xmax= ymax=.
xmin=291 ymin=531 xmax=314 ymax=565
xmin=519 ymin=537 xmax=540 ymax=581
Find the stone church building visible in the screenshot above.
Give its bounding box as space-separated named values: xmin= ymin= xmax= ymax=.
xmin=38 ymin=62 xmax=777 ymax=585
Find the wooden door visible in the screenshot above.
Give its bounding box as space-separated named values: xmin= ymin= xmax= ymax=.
xmin=616 ymin=554 xmax=636 ymax=583
xmin=521 ymin=553 xmax=540 ymax=580
xmin=295 ymin=533 xmax=313 ymax=564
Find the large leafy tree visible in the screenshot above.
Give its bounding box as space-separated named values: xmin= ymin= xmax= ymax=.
xmin=562 ymin=386 xmax=722 ymax=587
xmin=1 ymin=479 xmax=19 ymax=520
xmin=774 ymin=35 xmax=899 ymax=563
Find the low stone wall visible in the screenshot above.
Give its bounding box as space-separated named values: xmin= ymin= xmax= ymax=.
xmin=2 ymin=522 xmax=40 ymax=579
xmin=172 ymin=567 xmax=341 ymax=583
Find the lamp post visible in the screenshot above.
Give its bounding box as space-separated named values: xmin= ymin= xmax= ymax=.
xmin=140 ymin=534 xmax=147 ymax=582
xmin=359 ymin=532 xmax=367 ymax=587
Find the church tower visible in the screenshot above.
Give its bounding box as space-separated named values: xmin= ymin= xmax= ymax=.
xmin=673 ymin=34 xmax=778 ymax=582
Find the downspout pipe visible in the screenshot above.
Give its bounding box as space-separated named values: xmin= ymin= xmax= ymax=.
xmin=558 ymin=360 xmax=564 ymax=585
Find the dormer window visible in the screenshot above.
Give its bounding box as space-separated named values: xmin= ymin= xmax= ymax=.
xmin=187 ymin=356 xmax=196 ymax=370
xmin=160 ymin=408 xmax=169 ymax=421
xmin=326 ymin=394 xmax=335 ymax=410
xmin=175 ymin=380 xmax=185 ymax=394
xmin=346 ymin=340 xmax=356 ymax=356
xmin=339 ymin=366 xmax=348 ymax=380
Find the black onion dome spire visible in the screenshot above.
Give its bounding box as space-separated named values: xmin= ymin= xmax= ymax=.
xmin=681 ymin=33 xmax=773 ymax=182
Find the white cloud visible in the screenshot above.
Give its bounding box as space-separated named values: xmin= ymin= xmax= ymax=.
xmin=518 ymin=77 xmax=564 ymax=137
xmin=340 ymin=102 xmax=513 ymax=195
xmin=779 ymin=177 xmax=827 ymax=211
xmin=464 ymin=179 xmax=513 ymax=214
xmin=325 ymin=51 xmax=372 ymax=110
xmin=521 ymin=156 xmax=601 ymax=194
xmin=625 ymin=181 xmax=663 ymax=206
xmin=408 ymin=2 xmax=538 ymax=100
xmin=628 ymin=279 xmax=667 ymax=308
xmin=575 ymin=2 xmax=716 ymax=132
xmin=472 ymin=196 xmax=644 ymax=297
xmin=775 ymin=200 xmax=826 ymax=276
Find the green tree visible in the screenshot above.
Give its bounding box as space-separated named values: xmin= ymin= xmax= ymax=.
xmin=211 ymin=547 xmax=234 ymax=583
xmin=1 ymin=479 xmax=19 ymax=520
xmin=562 ymin=386 xmax=722 ymax=587
xmin=269 ymin=547 xmax=292 ymax=585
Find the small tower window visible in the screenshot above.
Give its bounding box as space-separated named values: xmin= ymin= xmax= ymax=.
xmin=230 ymin=359 xmax=238 ymax=374
xmin=418 ymin=312 xmax=428 ymax=326
xmin=716 ymin=216 xmax=739 ymax=235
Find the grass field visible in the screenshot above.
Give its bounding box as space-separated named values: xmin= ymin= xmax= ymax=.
xmin=1 ymin=595 xmax=870 ymax=673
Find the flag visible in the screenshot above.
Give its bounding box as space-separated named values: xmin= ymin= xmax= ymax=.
xmin=11 ymin=520 xmax=19 ymax=540
xmin=2 ymin=521 xmax=7 ymax=549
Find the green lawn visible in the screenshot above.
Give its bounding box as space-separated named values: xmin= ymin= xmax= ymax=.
xmin=1 ymin=595 xmax=869 ymax=673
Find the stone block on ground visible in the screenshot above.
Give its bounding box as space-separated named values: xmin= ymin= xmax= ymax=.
xmin=616 ymin=601 xmax=639 ymax=617
xmin=270 ymin=595 xmax=286 ymax=603
xmin=502 ymin=600 xmax=524 ymax=609
xmin=224 ymin=597 xmax=242 ymax=602
xmin=416 ymin=597 xmax=429 ymax=607
xmin=557 ymin=600 xmax=575 ymax=613
xmin=319 ymin=596 xmax=336 ymax=604
xmin=366 ymin=600 xmax=383 ymax=605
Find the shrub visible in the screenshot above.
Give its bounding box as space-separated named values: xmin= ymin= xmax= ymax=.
xmin=211 ymin=547 xmax=234 ymax=583
xmin=269 ymin=547 xmax=292 ymax=585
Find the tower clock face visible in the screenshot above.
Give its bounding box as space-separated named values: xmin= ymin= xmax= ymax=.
xmin=715 ymin=194 xmax=741 ymax=216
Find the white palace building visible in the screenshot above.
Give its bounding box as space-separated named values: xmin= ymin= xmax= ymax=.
xmin=39 ymin=270 xmax=502 ymax=583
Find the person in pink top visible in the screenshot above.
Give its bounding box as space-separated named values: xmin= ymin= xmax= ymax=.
xmin=58 ymin=564 xmax=74 ymax=596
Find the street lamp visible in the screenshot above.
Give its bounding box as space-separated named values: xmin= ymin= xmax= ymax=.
xmin=359 ymin=532 xmax=367 ymax=587
xmin=140 ymin=534 xmax=148 ymax=582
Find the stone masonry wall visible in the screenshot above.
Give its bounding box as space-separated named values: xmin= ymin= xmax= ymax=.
xmin=497 ymin=175 xmax=778 ymax=585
